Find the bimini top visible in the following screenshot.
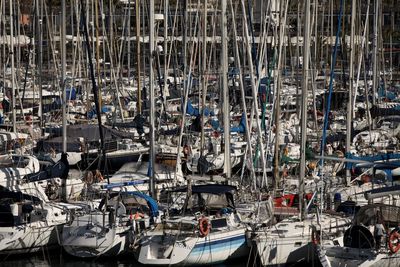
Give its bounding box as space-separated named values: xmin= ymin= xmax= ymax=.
xmin=170 ymin=184 xmax=237 ymax=194
xmin=354 ymin=204 xmax=400 ymax=227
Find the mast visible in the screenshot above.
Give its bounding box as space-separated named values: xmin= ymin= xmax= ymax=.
xmin=136 ymin=0 xmax=141 ymax=114
xmin=221 ymin=0 xmax=231 ymax=179
xmin=273 ymin=0 xmax=288 ymax=190
xmin=372 ymin=0 xmax=379 ymax=106
xmin=200 ymin=0 xmax=207 ymax=157
xmin=228 ymin=0 xmax=256 ymax=187
xmin=10 ymin=0 xmax=16 ymax=132
xmin=61 ymin=0 xmax=67 ymax=200
xmin=346 ymin=0 xmax=356 ymax=185
xmin=149 ymin=0 xmax=155 ymax=197
xmin=127 ymin=0 xmax=131 ymax=88
xmin=95 ymin=0 xmax=101 ymax=108
xmin=36 ymin=0 xmax=43 ymax=129
xmin=299 ymin=0 xmax=310 ymax=221
xmin=163 ymin=0 xmax=168 ymax=110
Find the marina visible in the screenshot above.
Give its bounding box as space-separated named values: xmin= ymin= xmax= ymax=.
xmin=1 ymin=0 xmax=400 ymax=266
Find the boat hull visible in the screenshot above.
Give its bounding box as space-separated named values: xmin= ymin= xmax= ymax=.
xmin=137 ymin=227 xmax=249 ymax=266
xmin=0 ymin=223 xmax=62 ymax=255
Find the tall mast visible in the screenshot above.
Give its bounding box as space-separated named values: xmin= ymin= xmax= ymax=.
xmin=200 ymin=0 xmax=207 ymax=157
xmin=136 ymin=0 xmax=141 ymax=114
xmin=95 ymin=0 xmax=101 ymax=108
xmin=61 ymin=0 xmax=67 ymax=201
xmin=61 ymin=0 xmax=67 ymax=153
xmin=346 ymin=0 xmax=356 ymax=185
xmin=221 ymin=0 xmax=231 ymax=179
xmin=36 ymin=0 xmax=43 ymax=129
xmin=127 ymin=0 xmax=131 ymax=87
xmin=299 ymin=0 xmax=310 ymax=220
xmin=149 ymin=0 xmax=155 ymax=197
xmin=10 ymin=0 xmax=16 ymax=132
xmin=163 ymin=0 xmax=168 ymax=110
xmin=372 ymin=0 xmax=379 ymax=106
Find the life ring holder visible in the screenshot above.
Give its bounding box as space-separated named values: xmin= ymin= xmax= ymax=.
xmin=388 ymin=227 xmax=400 ymax=254
xmin=198 ymin=217 xmax=211 ymax=237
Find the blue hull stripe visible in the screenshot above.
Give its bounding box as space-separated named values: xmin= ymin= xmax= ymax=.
xmin=191 ymin=235 xmax=246 ymax=254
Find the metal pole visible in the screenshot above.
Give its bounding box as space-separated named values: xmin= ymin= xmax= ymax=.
xmin=372 ymin=0 xmax=379 ymax=106
xmin=299 ymin=0 xmax=311 ymax=221
xmin=36 ymin=0 xmax=43 ymax=129
xmin=200 ymin=0 xmax=207 ymax=157
xmin=10 ymin=0 xmax=16 ymax=132
xmin=222 ymin=0 xmax=231 ymax=179
xmin=346 ymin=0 xmax=356 ymax=185
xmin=136 ymin=0 xmax=141 ymax=114
xmin=61 ymin=0 xmax=67 ymax=201
xmin=149 ymin=0 xmax=156 ymax=197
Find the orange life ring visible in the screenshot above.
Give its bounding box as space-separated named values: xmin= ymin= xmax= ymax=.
xmin=198 ymin=217 xmax=210 ymax=237
xmin=388 ymin=228 xmax=400 ymax=254
xmin=311 ymin=227 xmax=320 ymax=245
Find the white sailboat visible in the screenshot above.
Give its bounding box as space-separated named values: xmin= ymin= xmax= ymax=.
xmin=135 ymin=184 xmax=250 ymax=265
xmin=0 ymin=188 xmax=71 ymax=255
xmin=254 ymin=212 xmax=351 ymax=266
xmin=62 ymin=190 xmax=159 ymax=258
xmin=317 ymin=202 xmax=400 ymax=267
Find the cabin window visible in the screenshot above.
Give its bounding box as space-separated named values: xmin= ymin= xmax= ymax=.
xmin=211 ymin=218 xmax=228 ymax=229
xmin=271 ymin=230 xmax=288 ymax=234
xmin=294 ymin=242 xmax=302 ymax=247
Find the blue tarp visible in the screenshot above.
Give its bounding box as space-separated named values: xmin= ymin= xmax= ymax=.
xmin=230 ymin=113 xmax=246 ymax=133
xmin=186 ymin=99 xmax=214 ymax=117
xmin=121 ymin=191 xmax=159 ymax=217
xmin=66 ymin=88 xmax=77 ymax=100
xmin=211 ymin=113 xmax=246 ymax=133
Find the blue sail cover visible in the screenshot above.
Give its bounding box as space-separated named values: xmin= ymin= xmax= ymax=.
xmin=185 ymin=99 xmax=214 ymax=117
xmin=122 ymin=191 xmax=159 ymax=217
xmin=230 ymin=113 xmax=246 ymax=133
xmin=347 ymin=153 xmax=400 ymax=170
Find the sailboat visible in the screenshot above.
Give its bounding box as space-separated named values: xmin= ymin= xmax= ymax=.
xmin=135 ymin=184 xmax=250 ymax=265
xmin=62 ymin=190 xmax=159 ymax=258
xmin=0 ymin=154 xmax=80 ymax=255
xmin=317 ymin=200 xmax=400 ymax=267
xmin=0 ymin=187 xmax=71 ymax=254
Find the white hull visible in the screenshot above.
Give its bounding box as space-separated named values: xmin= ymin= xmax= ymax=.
xmin=0 ymin=223 xmax=62 ymax=255
xmin=62 ymin=213 xmax=129 ymax=258
xmin=137 ymin=227 xmax=249 ymax=265
xmin=320 ymin=245 xmax=400 ymax=267
xmin=254 ymin=215 xmax=351 ymax=266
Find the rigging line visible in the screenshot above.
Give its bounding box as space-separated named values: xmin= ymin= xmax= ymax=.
xmin=319 ymin=0 xmax=345 ymax=174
